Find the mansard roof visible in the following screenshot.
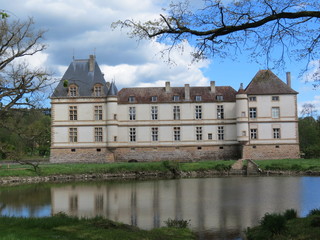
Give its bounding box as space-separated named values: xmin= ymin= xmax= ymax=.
xmin=245 ymin=70 xmax=298 ymax=95
xmin=118 ymin=86 xmax=237 ymax=103
xmin=51 ymin=56 xmax=108 ymax=98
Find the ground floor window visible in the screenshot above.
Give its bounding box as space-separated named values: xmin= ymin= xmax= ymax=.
xmin=129 ymin=128 xmax=136 ymax=142
xmin=69 ymin=128 xmax=77 ymax=142
xmin=94 ymin=127 xmax=103 ymax=142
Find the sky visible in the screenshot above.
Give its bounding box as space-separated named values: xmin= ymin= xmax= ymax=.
xmin=2 ymin=0 xmax=320 ymax=115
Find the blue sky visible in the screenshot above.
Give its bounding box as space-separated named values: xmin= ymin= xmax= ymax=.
xmin=2 ymin=0 xmax=319 ymax=114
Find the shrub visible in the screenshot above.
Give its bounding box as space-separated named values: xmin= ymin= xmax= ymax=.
xmin=260 ymin=213 xmax=287 ymax=235
xmin=162 ymin=161 xmax=180 ymax=175
xmin=164 ymin=218 xmax=190 ymax=228
xmin=283 ymin=209 xmax=297 ymax=220
xmin=310 ymin=216 xmax=320 ymax=227
xmin=308 ymin=208 xmax=320 ymax=217
xmin=304 ymin=145 xmax=320 ymax=159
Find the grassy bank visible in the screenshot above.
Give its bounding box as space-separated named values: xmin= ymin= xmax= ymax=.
xmin=0 ymin=160 xmax=235 ymax=177
xmin=0 ymin=215 xmax=194 ymax=240
xmin=255 ymin=158 xmax=320 ymax=171
xmin=1 ymin=158 xmax=320 ymax=178
xmin=246 ymin=209 xmax=320 ymax=240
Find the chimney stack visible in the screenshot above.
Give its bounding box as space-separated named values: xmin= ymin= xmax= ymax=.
xmin=210 ymin=81 xmax=216 ymax=93
xmin=286 ymin=72 xmax=291 ymax=88
xmin=184 ymin=84 xmax=190 ymax=101
xmin=165 ymin=81 xmax=171 ymax=93
xmin=89 ymin=55 xmax=95 ymax=72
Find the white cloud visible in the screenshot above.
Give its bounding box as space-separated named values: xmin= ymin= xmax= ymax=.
xmin=101 ymin=40 xmax=210 ymax=89
xmin=298 ymin=95 xmax=320 ymax=116
xmin=11 ymin=52 xmax=49 ymax=70
xmin=302 ymin=60 xmax=320 ymax=84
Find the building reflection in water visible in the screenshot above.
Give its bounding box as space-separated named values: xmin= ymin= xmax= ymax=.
xmin=51 ymin=177 xmax=302 ymax=234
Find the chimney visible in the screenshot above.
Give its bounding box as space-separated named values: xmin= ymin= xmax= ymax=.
xmin=89 ymin=55 xmax=95 ymax=72
xmin=210 ymin=81 xmax=216 ymax=93
xmin=286 ymin=72 xmax=291 ymax=88
xmin=184 ymin=84 xmax=190 ymax=101
xmin=165 ymin=81 xmax=171 ymax=93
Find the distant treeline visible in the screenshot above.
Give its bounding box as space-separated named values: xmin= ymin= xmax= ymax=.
xmin=0 ymin=108 xmax=51 ymax=160
xmin=299 ymin=116 xmax=320 ymax=158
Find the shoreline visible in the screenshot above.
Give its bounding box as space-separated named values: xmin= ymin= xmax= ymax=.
xmin=1 ymin=169 xmax=320 ymax=185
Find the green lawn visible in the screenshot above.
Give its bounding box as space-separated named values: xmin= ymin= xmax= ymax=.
xmin=1 ymin=159 xmax=320 ymax=178
xmin=0 ymin=160 xmax=236 ymax=177
xmin=0 ymin=215 xmax=195 ymax=240
xmin=255 ymin=158 xmax=320 ymax=171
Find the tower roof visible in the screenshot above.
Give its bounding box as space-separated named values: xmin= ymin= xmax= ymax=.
xmin=107 ymin=81 xmax=118 ymax=96
xmin=245 ymin=70 xmax=298 ymax=95
xmin=51 ymin=56 xmax=108 ymax=98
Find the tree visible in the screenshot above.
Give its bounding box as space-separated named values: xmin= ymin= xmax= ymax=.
xmin=300 ymin=103 xmax=318 ymax=118
xmin=0 ymin=17 xmax=51 ymax=116
xmin=113 ymin=0 xmax=320 ymax=76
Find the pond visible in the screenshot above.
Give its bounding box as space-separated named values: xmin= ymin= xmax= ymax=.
xmin=1 ymin=176 xmax=320 ymax=240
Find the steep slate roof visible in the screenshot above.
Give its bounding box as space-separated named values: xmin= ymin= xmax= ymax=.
xmin=51 ymin=57 xmax=108 ymax=98
xmin=118 ymin=86 xmax=237 ymax=103
xmin=245 ymin=70 xmax=298 ymax=95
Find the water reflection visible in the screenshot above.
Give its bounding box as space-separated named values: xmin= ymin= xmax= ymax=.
xmin=0 ymin=185 xmax=51 ymax=217
xmin=1 ymin=177 xmax=320 ymax=240
xmin=50 ymin=177 xmax=302 ymax=233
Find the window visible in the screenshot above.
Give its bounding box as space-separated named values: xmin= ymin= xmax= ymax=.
xmin=217 ymin=105 xmax=224 ymax=119
xmin=249 ymin=96 xmax=256 ymax=101
xmin=173 ymin=95 xmax=180 ymax=101
xmin=69 ymin=195 xmax=78 ymax=212
xmin=250 ymin=129 xmax=257 ymax=139
xmin=129 ymin=128 xmax=136 ymax=142
xmin=272 ymin=107 xmax=280 ymax=118
xmin=151 ymin=106 xmax=158 ymax=120
xmin=128 ymin=96 xmax=135 ymax=102
xmin=216 ymin=95 xmax=223 ymax=101
xmin=129 ymin=107 xmax=136 ymax=120
xmin=218 ymin=126 xmax=224 ymax=140
xmin=273 ymin=128 xmax=280 ymax=139
xmin=195 ymin=95 xmax=202 ymax=101
xmin=69 ymin=85 xmax=78 ymax=97
xmin=94 ymin=85 xmax=102 ymax=96
xmin=94 ymin=106 xmax=102 ymax=120
xmin=151 ymin=127 xmax=158 ymax=141
xmin=151 ymin=96 xmax=158 ymax=102
xmin=249 ymin=108 xmax=257 ymax=119
xmin=196 ymin=127 xmax=202 ymax=141
xmin=69 ymin=128 xmax=78 ymax=142
xmin=173 ymin=106 xmax=180 ymax=120
xmin=272 ymin=96 xmax=279 ymax=101
xmin=95 ymin=195 xmax=104 ymax=212
xmin=94 ymin=127 xmax=103 ymax=142
xmin=195 ymin=105 xmax=202 ymax=119
xmin=208 ymin=133 xmax=212 ymax=140
xmin=69 ymin=106 xmax=77 ymax=120
xmin=174 ymin=127 xmax=180 ymax=141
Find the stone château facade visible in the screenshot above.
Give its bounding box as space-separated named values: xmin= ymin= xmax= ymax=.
xmin=50 ymin=55 xmax=300 ymax=163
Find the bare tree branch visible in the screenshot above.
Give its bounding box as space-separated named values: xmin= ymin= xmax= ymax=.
xmin=0 ymin=17 xmax=52 ymax=114
xmin=112 ymin=0 xmax=320 ymax=76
